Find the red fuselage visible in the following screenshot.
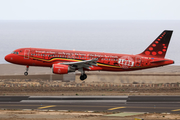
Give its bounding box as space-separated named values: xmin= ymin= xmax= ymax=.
xmin=5 ymin=48 xmax=174 ymax=71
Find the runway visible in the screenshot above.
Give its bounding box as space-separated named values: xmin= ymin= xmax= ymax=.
xmin=0 ymin=96 xmax=180 ymax=113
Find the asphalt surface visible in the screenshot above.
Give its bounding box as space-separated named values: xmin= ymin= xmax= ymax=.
xmin=0 ymin=96 xmax=180 ymax=113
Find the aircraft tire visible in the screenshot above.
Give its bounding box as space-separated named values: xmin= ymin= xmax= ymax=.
xmin=80 ymin=75 xmax=85 ymax=80
xmin=24 ymin=72 xmax=28 ymax=76
xmin=84 ymin=74 xmax=87 ymax=79
xmin=80 ymin=74 xmax=87 ymax=81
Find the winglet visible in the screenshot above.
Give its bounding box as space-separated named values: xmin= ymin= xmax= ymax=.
xmin=139 ymin=30 xmax=173 ymax=58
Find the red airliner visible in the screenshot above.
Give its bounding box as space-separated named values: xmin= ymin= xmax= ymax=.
xmin=5 ymin=30 xmax=174 ymax=80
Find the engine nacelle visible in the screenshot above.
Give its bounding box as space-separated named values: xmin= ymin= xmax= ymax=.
xmin=52 ymin=64 xmax=70 ymax=74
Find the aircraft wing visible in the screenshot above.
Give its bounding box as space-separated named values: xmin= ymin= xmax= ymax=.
xmin=60 ymin=59 xmax=98 ymax=70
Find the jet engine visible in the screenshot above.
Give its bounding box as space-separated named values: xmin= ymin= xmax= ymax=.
xmin=52 ymin=64 xmax=74 ymax=74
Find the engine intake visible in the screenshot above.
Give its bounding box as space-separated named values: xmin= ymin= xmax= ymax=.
xmin=52 ymin=64 xmax=72 ymax=74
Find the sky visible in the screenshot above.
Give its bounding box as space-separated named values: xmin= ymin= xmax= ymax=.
xmin=0 ymin=0 xmax=179 ymax=20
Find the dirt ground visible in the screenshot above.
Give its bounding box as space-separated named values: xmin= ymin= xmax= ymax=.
xmin=0 ymin=110 xmax=180 ymax=120
xmin=1 ymin=86 xmax=180 ymax=96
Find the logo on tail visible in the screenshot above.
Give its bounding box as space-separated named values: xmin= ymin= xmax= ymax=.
xmin=140 ymin=30 xmax=173 ymax=58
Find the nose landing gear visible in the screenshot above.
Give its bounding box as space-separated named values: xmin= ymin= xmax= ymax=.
xmin=24 ymin=66 xmax=29 ymax=76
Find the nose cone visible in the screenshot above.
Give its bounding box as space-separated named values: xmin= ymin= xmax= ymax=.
xmin=4 ymin=54 xmax=11 ymax=63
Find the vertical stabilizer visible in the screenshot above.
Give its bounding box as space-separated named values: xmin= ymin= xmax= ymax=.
xmin=139 ymin=30 xmax=173 ymax=58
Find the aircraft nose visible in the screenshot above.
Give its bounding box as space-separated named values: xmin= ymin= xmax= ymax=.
xmin=4 ymin=54 xmax=11 ymax=62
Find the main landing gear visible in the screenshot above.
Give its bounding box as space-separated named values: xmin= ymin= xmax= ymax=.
xmin=79 ymin=69 xmax=87 ymax=81
xmin=80 ymin=74 xmax=87 ymax=81
xmin=24 ymin=65 xmax=29 ymax=76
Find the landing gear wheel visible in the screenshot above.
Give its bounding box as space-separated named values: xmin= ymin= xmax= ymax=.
xmin=24 ymin=72 xmax=28 ymax=76
xmin=80 ymin=74 xmax=87 ymax=81
xmin=80 ymin=75 xmax=84 ymax=80
xmin=24 ymin=65 xmax=29 ymax=76
xmin=84 ymin=74 xmax=87 ymax=79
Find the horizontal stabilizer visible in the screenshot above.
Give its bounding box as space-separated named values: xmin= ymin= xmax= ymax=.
xmin=150 ymin=60 xmax=167 ymax=63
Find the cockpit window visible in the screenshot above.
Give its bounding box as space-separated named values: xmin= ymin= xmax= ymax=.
xmin=11 ymin=51 xmax=19 ymax=54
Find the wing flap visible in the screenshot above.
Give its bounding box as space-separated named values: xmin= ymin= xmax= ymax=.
xmin=59 ymin=59 xmax=98 ymax=70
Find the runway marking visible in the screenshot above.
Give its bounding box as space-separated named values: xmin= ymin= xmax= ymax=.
xmin=172 ymin=109 xmax=180 ymax=111
xmin=108 ymin=107 xmax=126 ymax=110
xmin=38 ymin=105 xmax=56 ymax=109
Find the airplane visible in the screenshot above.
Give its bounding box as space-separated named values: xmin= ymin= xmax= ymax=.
xmin=5 ymin=30 xmax=174 ymax=81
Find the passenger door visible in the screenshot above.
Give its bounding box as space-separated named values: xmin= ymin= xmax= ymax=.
xmin=24 ymin=49 xmax=30 ymax=59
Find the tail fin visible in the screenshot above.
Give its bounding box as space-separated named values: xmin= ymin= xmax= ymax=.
xmin=139 ymin=30 xmax=173 ymax=58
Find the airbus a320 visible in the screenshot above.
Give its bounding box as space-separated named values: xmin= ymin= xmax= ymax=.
xmin=5 ymin=30 xmax=174 ymax=81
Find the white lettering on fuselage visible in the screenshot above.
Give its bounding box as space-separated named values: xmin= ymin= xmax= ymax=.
xmin=118 ymin=56 xmax=134 ymax=69
xmin=34 ymin=50 xmax=118 ymax=58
